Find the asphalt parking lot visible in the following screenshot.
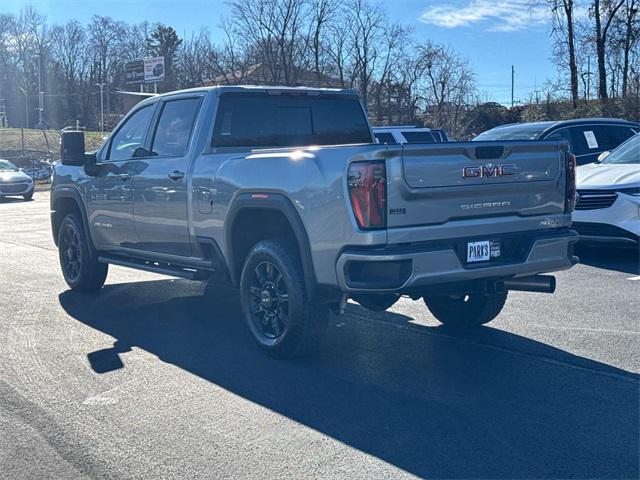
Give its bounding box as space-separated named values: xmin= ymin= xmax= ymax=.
xmin=1 ymin=192 xmax=638 ymax=479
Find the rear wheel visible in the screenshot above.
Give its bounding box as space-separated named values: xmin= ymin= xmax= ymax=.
xmin=240 ymin=239 xmax=329 ymax=358
xmin=58 ymin=213 xmax=108 ymax=292
xmin=423 ymin=291 xmax=507 ymax=327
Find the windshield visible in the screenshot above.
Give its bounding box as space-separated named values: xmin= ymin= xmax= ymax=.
xmin=473 ymin=123 xmax=551 ymax=141
xmin=0 ymin=160 xmax=18 ymax=172
xmin=603 ymin=134 xmax=640 ymax=164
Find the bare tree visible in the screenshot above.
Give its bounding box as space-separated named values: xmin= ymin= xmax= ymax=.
xmin=616 ymin=0 xmax=639 ymax=97
xmin=592 ymin=0 xmax=626 ymax=100
xmin=348 ymin=0 xmax=385 ymax=108
xmin=548 ymin=0 xmax=580 ymax=108
xmin=229 ymin=0 xmax=310 ymax=85
xmin=412 ymin=42 xmax=476 ymax=137
xmin=88 ymin=15 xmax=125 ymax=83
xmin=50 ymin=20 xmax=88 ymax=123
xmin=307 ymin=0 xmax=339 ymax=82
xmin=371 ymin=22 xmax=410 ymax=122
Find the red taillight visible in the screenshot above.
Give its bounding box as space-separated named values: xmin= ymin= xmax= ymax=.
xmin=565 ymin=152 xmax=577 ymax=213
xmin=347 ymin=161 xmax=386 ymax=229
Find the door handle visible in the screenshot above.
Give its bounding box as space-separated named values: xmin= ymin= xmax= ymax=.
xmin=117 ymin=173 xmax=131 ymax=181
xmin=168 ymin=170 xmax=185 ymax=181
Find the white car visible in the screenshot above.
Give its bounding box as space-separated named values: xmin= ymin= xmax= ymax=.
xmin=573 ymin=134 xmax=640 ymax=247
xmin=373 ymin=126 xmax=441 ymax=144
xmin=0 ymin=159 xmax=35 ymax=201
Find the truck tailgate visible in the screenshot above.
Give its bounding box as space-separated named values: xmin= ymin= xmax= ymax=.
xmin=386 ymin=141 xmax=568 ymax=228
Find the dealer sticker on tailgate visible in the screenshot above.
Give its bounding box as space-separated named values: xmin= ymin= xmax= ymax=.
xmin=467 ymin=240 xmax=496 ymax=263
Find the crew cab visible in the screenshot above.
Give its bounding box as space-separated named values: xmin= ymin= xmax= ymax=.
xmin=52 ymin=86 xmax=578 ymax=358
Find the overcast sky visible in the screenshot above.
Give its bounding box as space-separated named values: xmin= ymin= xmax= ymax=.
xmin=5 ymin=0 xmax=560 ymax=105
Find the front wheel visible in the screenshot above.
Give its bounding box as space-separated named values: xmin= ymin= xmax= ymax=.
xmin=58 ymin=213 xmax=108 ymax=292
xmin=23 ymin=192 xmax=33 ymax=201
xmin=423 ymin=291 xmax=508 ymax=328
xmin=240 ymin=239 xmax=329 ymax=359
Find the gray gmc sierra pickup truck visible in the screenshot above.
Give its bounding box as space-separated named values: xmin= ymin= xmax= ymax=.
xmin=52 ymin=86 xmax=578 ymax=358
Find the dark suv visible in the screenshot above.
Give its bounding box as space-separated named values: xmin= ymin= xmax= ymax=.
xmin=474 ymin=118 xmax=639 ymax=165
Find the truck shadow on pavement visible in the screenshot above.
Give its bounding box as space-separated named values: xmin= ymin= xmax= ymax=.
xmin=59 ymin=280 xmax=639 ymax=479
xmin=576 ymin=245 xmax=639 ymax=275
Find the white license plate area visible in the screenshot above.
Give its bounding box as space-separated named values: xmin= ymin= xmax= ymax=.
xmin=466 ymin=240 xmax=500 ymax=263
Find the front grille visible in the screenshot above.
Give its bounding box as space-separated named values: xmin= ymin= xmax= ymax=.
xmin=575 ymin=189 xmax=618 ymax=210
xmin=0 ymin=183 xmax=28 ymax=193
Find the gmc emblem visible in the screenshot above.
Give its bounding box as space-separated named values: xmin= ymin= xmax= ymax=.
xmin=462 ymin=163 xmax=517 ymax=179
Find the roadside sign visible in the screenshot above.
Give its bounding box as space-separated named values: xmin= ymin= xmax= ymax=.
xmin=144 ymin=57 xmax=165 ymax=83
xmin=124 ymin=60 xmax=145 ymax=85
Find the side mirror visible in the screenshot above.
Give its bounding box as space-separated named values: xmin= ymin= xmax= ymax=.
xmin=132 ymin=146 xmax=153 ymax=158
xmin=61 ymin=130 xmax=86 ymax=166
xmin=597 ymin=151 xmax=610 ymax=163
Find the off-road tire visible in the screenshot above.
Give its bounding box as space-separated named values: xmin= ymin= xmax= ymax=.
xmin=240 ymin=239 xmax=329 ymax=359
xmin=58 ymin=213 xmax=108 ymax=292
xmin=423 ymin=291 xmax=508 ymax=327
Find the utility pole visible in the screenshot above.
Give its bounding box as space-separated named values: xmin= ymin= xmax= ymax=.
xmin=96 ymin=83 xmax=106 ymax=132
xmin=35 ymin=53 xmax=45 ymax=129
xmin=511 ymin=65 xmax=515 ymax=108
xmin=18 ymin=87 xmax=28 ymax=128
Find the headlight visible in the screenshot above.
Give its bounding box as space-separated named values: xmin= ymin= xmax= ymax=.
xmin=616 ymin=187 xmax=640 ymax=196
xmin=26 ymin=176 xmax=33 ymax=183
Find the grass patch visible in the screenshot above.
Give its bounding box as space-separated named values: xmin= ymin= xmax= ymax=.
xmin=0 ymin=128 xmax=107 ymax=156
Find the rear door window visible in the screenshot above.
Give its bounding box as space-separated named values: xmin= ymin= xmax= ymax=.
xmin=430 ymin=131 xmax=444 ymax=142
xmin=401 ymin=131 xmax=436 ymax=143
xmin=545 ymin=128 xmax=573 ymax=151
xmin=594 ymin=125 xmax=635 ymax=150
xmin=570 ymin=125 xmax=635 ymax=155
xmin=374 ymin=132 xmax=397 ymax=144
xmin=570 ymin=127 xmax=601 ymax=155
xmin=107 ymin=105 xmax=155 ymax=161
xmin=151 ymin=98 xmax=201 ymax=157
xmin=212 ymin=93 xmax=372 ymax=148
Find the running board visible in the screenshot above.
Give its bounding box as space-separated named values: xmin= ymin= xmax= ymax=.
xmin=98 ymin=254 xmax=210 ymax=280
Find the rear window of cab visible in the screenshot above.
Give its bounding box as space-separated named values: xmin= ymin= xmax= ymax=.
xmin=212 ymin=93 xmax=372 ymax=148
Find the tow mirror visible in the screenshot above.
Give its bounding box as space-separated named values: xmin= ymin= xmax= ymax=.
xmin=60 ymin=130 xmax=87 ymax=166
xmin=597 ymin=151 xmax=610 ymax=163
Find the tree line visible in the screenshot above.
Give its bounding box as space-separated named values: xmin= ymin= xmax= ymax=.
xmin=545 ymin=0 xmax=639 ymax=111
xmin=0 ymin=0 xmax=638 ymax=141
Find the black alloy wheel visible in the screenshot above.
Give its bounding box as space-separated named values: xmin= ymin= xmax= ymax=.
xmin=60 ymin=220 xmax=83 ymax=284
xmin=249 ymin=261 xmax=289 ymax=340
xmin=240 ymin=239 xmax=329 ymax=358
xmin=57 ymin=213 xmax=108 ymax=292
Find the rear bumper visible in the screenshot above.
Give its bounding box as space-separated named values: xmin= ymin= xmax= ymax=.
xmin=336 ymin=230 xmax=579 ymax=293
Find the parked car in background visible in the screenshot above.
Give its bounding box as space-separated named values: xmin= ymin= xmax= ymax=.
xmin=430 ymin=129 xmax=449 ymax=142
xmin=473 ymin=118 xmax=639 ymax=165
xmin=0 ymin=159 xmax=34 ymax=201
xmin=20 ymin=161 xmax=53 ymax=182
xmin=373 ymin=126 xmax=443 ymax=144
xmin=22 ymin=166 xmax=52 ymax=182
xmin=572 ymin=133 xmax=640 ymax=247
